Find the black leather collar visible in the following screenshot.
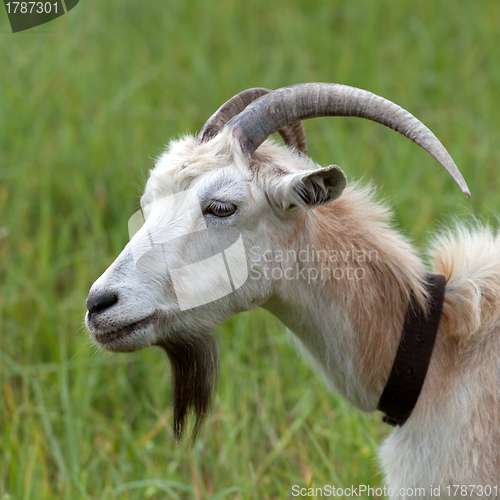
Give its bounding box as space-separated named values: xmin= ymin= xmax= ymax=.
xmin=377 ymin=273 xmax=446 ymax=426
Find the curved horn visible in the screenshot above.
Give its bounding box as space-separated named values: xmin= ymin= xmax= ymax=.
xmin=197 ymin=88 xmax=307 ymax=154
xmin=227 ymin=83 xmax=470 ymax=197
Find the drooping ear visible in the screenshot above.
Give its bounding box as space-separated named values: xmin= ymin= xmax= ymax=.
xmin=270 ymin=165 xmax=347 ymax=210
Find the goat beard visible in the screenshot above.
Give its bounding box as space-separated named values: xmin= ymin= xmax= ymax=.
xmin=159 ymin=329 xmax=219 ymax=444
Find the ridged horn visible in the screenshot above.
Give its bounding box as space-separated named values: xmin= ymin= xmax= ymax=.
xmin=227 ymin=82 xmax=470 ymax=197
xmin=197 ymin=88 xmax=307 ymax=154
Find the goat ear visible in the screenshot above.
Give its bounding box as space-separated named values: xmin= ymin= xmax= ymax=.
xmin=275 ymin=165 xmax=347 ymax=210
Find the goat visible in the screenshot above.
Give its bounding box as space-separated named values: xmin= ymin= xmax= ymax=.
xmin=85 ymin=83 xmax=500 ymax=499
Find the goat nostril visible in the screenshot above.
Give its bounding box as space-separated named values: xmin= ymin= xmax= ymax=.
xmin=86 ymin=291 xmax=119 ymax=315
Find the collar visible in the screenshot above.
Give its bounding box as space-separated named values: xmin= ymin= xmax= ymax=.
xmin=377 ymin=273 xmax=446 ymax=427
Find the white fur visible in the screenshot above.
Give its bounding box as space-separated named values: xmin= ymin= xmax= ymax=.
xmin=86 ymin=129 xmax=500 ymax=498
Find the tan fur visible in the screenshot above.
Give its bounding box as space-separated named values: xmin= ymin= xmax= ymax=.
xmin=378 ymin=227 xmax=500 ymax=498
xmin=310 ymin=187 xmax=428 ymax=398
xmin=87 ymin=130 xmax=500 ymax=497
xmin=265 ymin=196 xmax=500 ymax=497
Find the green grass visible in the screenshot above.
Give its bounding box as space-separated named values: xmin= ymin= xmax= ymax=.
xmin=1 ymin=1 xmax=499 ymax=498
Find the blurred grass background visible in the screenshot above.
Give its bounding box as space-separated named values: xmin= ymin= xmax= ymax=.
xmin=1 ymin=1 xmax=499 ymax=498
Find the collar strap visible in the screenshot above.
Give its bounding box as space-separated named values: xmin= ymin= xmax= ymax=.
xmin=377 ymin=273 xmax=446 ymax=427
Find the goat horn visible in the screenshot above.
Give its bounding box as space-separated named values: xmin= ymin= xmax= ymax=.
xmin=227 ymin=83 xmax=470 ymax=197
xmin=197 ymin=88 xmax=308 ymax=154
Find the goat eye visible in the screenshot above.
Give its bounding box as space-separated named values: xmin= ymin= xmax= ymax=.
xmin=206 ymin=202 xmax=236 ymax=217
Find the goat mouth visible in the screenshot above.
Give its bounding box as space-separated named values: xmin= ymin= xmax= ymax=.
xmin=93 ymin=315 xmax=157 ymax=345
